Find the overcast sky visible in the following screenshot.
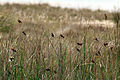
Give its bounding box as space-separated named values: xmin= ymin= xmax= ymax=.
xmin=0 ymin=0 xmax=119 ymax=11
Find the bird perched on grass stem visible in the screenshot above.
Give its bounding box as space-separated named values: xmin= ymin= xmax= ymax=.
xmin=77 ymin=42 xmax=83 ymax=46
xmin=51 ymin=33 xmax=55 ymax=37
xmin=22 ymin=31 xmax=26 ymax=36
xmin=11 ymin=48 xmax=17 ymax=52
xmin=104 ymin=14 xmax=107 ymax=20
xmin=18 ymin=19 xmax=22 ymax=23
xmin=60 ymin=34 xmax=64 ymax=38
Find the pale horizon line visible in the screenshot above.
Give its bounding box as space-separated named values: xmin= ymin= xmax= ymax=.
xmin=0 ymin=0 xmax=119 ymax=12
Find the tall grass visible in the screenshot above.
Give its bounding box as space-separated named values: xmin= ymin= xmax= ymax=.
xmin=0 ymin=4 xmax=120 ymax=80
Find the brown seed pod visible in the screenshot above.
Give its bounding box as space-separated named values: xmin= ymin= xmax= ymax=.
xmin=18 ymin=19 xmax=22 ymax=23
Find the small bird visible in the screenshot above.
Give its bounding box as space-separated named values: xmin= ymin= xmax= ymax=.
xmin=54 ymin=70 xmax=57 ymax=74
xmin=76 ymin=48 xmax=80 ymax=52
xmin=104 ymin=14 xmax=107 ymax=20
xmin=110 ymin=46 xmax=113 ymax=51
xmin=8 ymin=71 xmax=12 ymax=76
xmin=91 ymin=59 xmax=96 ymax=64
xmin=22 ymin=31 xmax=26 ymax=36
xmin=95 ymin=51 xmax=101 ymax=56
xmin=77 ymin=42 xmax=83 ymax=46
xmin=60 ymin=34 xmax=64 ymax=38
xmin=51 ymin=33 xmax=55 ymax=37
xmin=95 ymin=52 xmax=99 ymax=56
xmin=95 ymin=37 xmax=99 ymax=41
xmin=18 ymin=19 xmax=22 ymax=23
xmin=97 ymin=51 xmax=101 ymax=55
xmin=104 ymin=42 xmax=108 ymax=47
xmin=45 ymin=68 xmax=51 ymax=71
xmin=11 ymin=48 xmax=17 ymax=52
xmin=9 ymin=57 xmax=14 ymax=62
xmin=76 ymin=65 xmax=79 ymax=69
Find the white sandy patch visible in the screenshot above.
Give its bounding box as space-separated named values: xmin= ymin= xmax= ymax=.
xmin=81 ymin=20 xmax=115 ymax=28
xmin=56 ymin=20 xmax=116 ymax=35
xmin=71 ymin=20 xmax=116 ymax=28
xmin=56 ymin=26 xmax=71 ymax=35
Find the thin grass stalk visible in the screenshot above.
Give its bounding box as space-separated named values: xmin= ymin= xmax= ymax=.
xmin=83 ymin=35 xmax=86 ymax=79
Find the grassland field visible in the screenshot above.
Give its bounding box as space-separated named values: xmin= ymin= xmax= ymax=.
xmin=0 ymin=3 xmax=120 ymax=80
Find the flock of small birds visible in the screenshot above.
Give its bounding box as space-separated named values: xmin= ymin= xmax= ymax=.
xmin=45 ymin=68 xmax=57 ymax=74
xmin=10 ymin=15 xmax=111 ymax=64
xmin=51 ymin=33 xmax=65 ymax=38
